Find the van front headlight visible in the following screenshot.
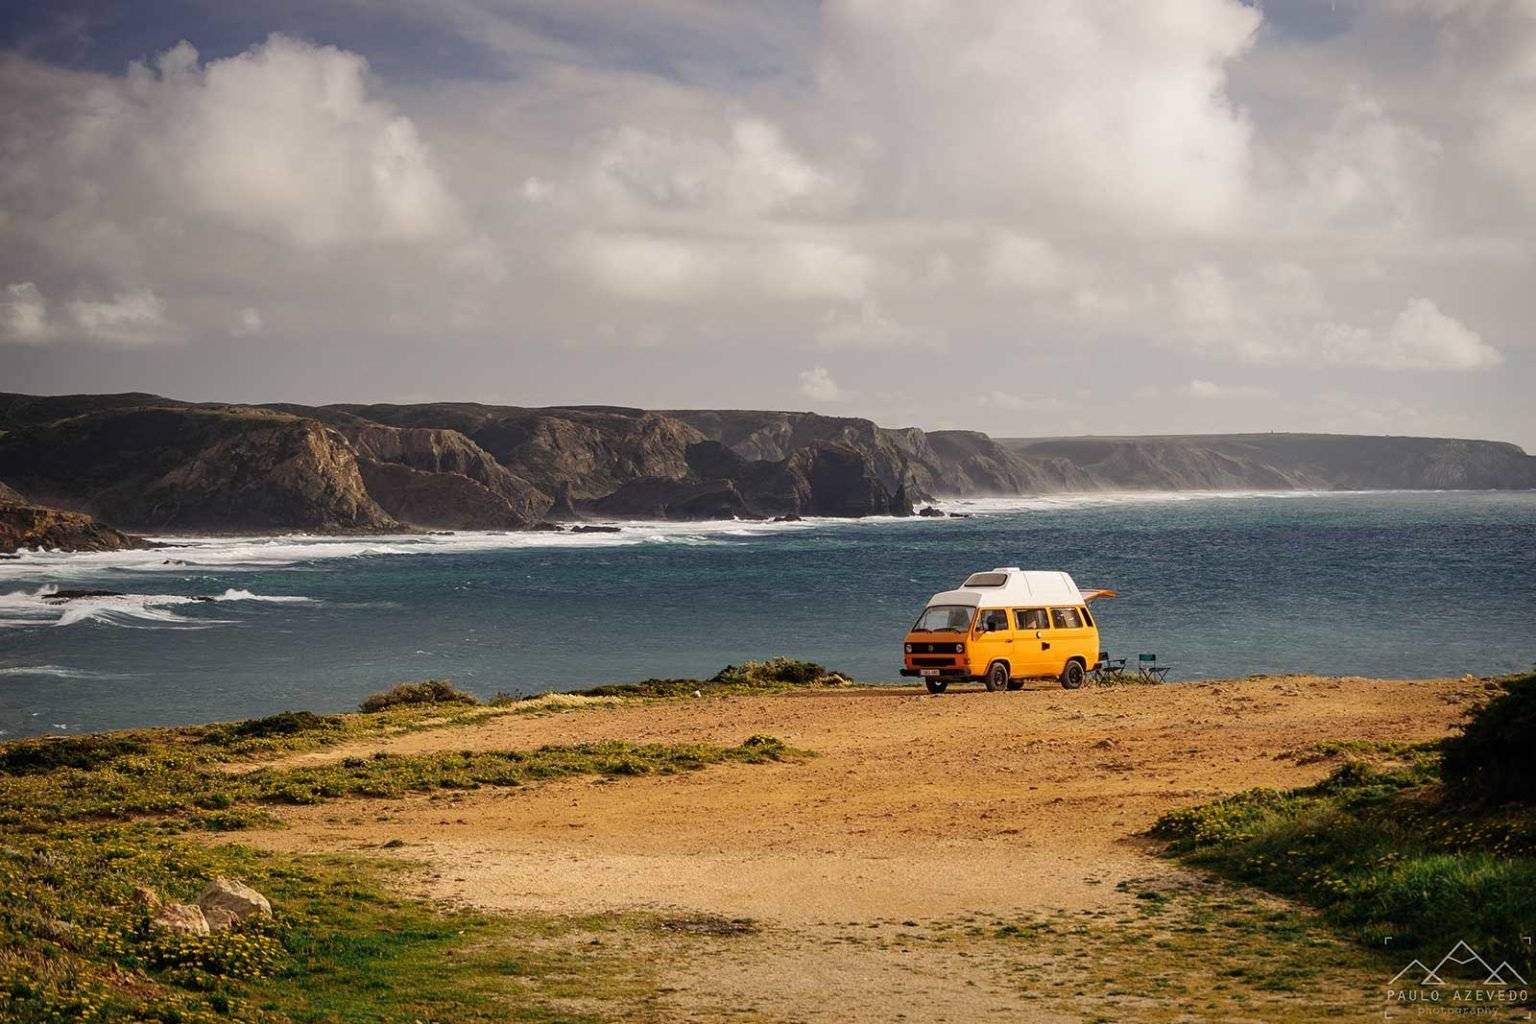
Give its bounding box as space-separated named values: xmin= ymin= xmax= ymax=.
xmin=954 ymin=643 xmax=965 ymax=654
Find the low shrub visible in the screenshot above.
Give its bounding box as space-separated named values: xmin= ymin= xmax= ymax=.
xmin=710 ymin=657 xmax=848 ymax=688
xmin=0 ymin=734 xmax=150 ymax=775
xmin=359 ymin=680 xmax=478 ymax=714
xmin=1442 ymin=672 xmax=1536 ymax=804
xmin=197 ymin=710 xmax=343 ymax=748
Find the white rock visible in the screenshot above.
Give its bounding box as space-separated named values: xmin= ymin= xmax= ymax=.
xmin=152 ymin=903 xmax=210 ymax=935
xmin=197 ymin=876 xmax=272 ymax=926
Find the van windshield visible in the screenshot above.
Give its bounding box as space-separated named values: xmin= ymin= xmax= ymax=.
xmin=911 ymin=605 xmax=974 ymax=632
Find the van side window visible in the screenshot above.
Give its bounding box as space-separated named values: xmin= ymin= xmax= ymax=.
xmin=1015 ymin=608 xmax=1049 ymax=630
xmin=1080 ymin=606 xmax=1094 ymax=627
xmin=979 ymin=609 xmax=1010 ymax=632
xmin=1051 ymin=607 xmax=1083 ymax=629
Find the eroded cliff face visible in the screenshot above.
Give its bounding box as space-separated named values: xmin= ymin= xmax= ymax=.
xmin=338 ymin=424 xmax=552 ymax=526
xmin=587 ymin=439 xmax=914 ymax=519
xmin=140 ymin=419 xmax=394 ymax=530
xmin=330 ymin=404 xmax=707 ymax=500
xmin=0 ymin=405 xmax=395 ymax=531
xmin=2 ymin=391 xmax=1533 ymax=534
xmin=0 ymin=501 xmax=154 ymax=554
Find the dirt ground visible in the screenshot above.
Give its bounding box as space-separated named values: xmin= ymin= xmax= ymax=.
xmin=238 ymin=675 xmax=1487 ymax=1023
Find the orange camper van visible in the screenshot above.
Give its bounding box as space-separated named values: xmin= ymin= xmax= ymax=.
xmin=899 ymin=568 xmax=1116 ymax=693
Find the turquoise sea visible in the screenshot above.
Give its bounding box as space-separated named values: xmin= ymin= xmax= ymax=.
xmin=2 ymin=490 xmax=1534 ymax=738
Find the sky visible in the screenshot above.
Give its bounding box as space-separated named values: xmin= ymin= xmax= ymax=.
xmin=0 ymin=1 xmax=1533 ymax=447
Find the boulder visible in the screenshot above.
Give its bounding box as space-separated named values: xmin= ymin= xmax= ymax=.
xmin=152 ymin=902 xmax=210 ymax=935
xmin=203 ymin=906 xmax=241 ymax=933
xmin=197 ymin=877 xmax=272 ymax=927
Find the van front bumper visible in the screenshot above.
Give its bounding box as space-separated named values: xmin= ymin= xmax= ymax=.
xmin=900 ymin=667 xmax=971 ymax=679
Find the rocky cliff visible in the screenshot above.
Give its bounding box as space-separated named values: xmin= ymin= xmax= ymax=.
xmin=0 ymin=500 xmax=155 ymax=554
xmin=0 ymin=392 xmax=1531 ymax=535
xmin=0 ymin=402 xmax=395 ymax=531
xmin=998 ymin=434 xmax=1536 ymax=492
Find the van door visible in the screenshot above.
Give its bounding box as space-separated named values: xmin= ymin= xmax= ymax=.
xmin=1012 ymin=608 xmax=1052 ymax=677
xmin=1047 ymin=606 xmax=1093 ymax=675
xmin=970 ymin=607 xmax=1014 ymax=679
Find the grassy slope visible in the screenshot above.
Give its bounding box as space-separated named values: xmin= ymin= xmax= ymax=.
xmin=1153 ymin=676 xmax=1536 ymax=980
xmin=0 ymin=693 xmax=795 ymax=1023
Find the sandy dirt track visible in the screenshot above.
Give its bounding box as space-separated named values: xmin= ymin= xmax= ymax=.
xmin=240 ymin=675 xmax=1484 ymax=1022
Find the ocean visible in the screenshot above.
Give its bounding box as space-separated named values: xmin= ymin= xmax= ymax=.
xmin=2 ymin=490 xmax=1534 ymax=738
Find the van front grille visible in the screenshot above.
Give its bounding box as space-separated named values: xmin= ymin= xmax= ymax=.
xmin=911 ymin=656 xmax=956 ymax=667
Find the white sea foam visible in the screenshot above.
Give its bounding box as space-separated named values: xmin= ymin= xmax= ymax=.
xmin=0 ymin=585 xmax=316 ymax=629
xmin=0 ymin=664 xmax=108 ymax=679
xmin=0 ymin=514 xmax=892 ymax=579
xmin=938 ymin=489 xmax=1357 ymax=515
xmin=0 ymin=491 xmax=1376 ymax=582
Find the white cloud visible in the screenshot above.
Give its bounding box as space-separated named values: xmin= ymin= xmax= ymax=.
xmin=1381 ymin=299 xmax=1499 ymax=368
xmin=1185 ymin=378 xmax=1268 ymax=399
xmin=566 ymin=233 xmax=722 ymax=303
xmin=134 ymin=36 xmax=458 ymax=248
xmin=820 ymin=0 xmax=1260 ymax=233
xmin=567 ymin=232 xmax=872 ymax=304
xmin=1309 ymin=300 xmax=1497 ymax=369
xmin=797 ymin=366 xmax=842 ymax=402
xmin=1 ymin=282 xmax=51 ymax=344
xmin=984 ymin=233 xmax=1070 ymax=292
xmin=979 ymin=390 xmax=1031 ymax=411
xmin=232 ymin=307 xmax=264 ymax=337
xmin=1293 ymin=86 xmax=1441 ymax=232
xmin=813 ymin=301 xmax=938 ymax=350
xmin=66 ymin=289 xmax=173 ymax=346
xmin=1 ymin=282 xmax=176 ymax=346
xmin=580 ymin=118 xmax=835 ymax=219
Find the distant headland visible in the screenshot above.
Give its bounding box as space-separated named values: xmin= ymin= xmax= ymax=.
xmin=2 ymin=390 xmax=1534 ymax=547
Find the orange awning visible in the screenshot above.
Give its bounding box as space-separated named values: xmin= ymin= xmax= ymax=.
xmin=1081 ymin=588 xmax=1118 ymax=602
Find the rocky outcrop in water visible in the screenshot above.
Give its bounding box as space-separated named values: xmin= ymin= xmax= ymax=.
xmin=0 ymin=501 xmax=155 ymax=554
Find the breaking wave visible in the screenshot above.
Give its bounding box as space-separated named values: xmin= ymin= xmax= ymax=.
xmin=0 ymin=586 xmax=317 ymax=629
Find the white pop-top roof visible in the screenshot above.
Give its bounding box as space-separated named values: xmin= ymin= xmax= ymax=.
xmin=927 ymin=567 xmax=1085 ymax=609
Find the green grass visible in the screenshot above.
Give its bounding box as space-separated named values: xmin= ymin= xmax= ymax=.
xmin=1 ymin=825 xmax=662 ymax=1023
xmin=0 ymin=698 xmax=800 ymax=1023
xmin=1153 ymin=724 xmax=1536 ymax=978
xmin=1 ymin=731 xmax=794 ymax=829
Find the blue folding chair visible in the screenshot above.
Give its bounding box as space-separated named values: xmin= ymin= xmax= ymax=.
xmin=1092 ymin=650 xmax=1126 ymax=682
xmin=1137 ymin=653 xmax=1171 ymax=682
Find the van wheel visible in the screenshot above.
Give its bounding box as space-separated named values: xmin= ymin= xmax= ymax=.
xmin=985 ymin=662 xmax=1010 ymax=692
xmin=924 ymin=679 xmax=948 ymax=694
xmin=1060 ymin=659 xmax=1086 ymax=690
